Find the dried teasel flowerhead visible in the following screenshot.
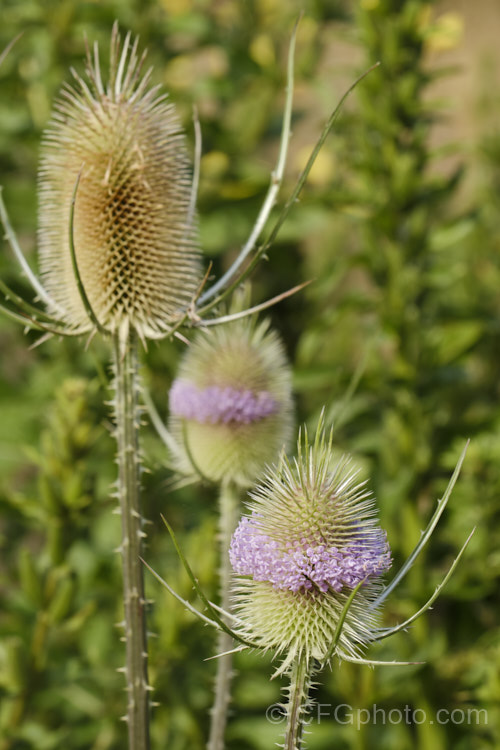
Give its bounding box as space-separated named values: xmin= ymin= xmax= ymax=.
xmin=168 ymin=312 xmax=293 ymax=487
xmin=38 ymin=25 xmax=201 ymax=342
xmin=229 ymin=419 xmax=391 ymax=674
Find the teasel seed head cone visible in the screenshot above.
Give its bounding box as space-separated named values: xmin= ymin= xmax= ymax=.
xmin=38 ymin=27 xmax=201 ymax=339
xmin=168 ymin=316 xmax=293 ymax=487
xmin=229 ymin=422 xmax=391 ymax=672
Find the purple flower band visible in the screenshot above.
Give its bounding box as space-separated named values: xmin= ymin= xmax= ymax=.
xmin=169 ymin=379 xmax=279 ymax=425
xmin=230 ymin=515 xmax=391 ymax=594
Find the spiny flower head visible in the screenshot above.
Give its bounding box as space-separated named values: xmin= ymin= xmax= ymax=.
xmin=229 ymin=420 xmax=391 ymax=673
xmin=168 ymin=312 xmax=293 ymax=487
xmin=38 ymin=24 xmax=201 ymax=342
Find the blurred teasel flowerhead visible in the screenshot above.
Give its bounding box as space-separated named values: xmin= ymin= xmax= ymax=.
xmin=168 ymin=312 xmax=293 ymax=487
xmin=37 ymin=24 xmax=201 ymax=342
xmin=229 ymin=420 xmax=391 ymax=673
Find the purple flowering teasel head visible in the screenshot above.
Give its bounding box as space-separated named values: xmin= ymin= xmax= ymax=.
xmin=229 ymin=419 xmax=391 ymax=673
xmin=168 ymin=312 xmax=293 ymax=487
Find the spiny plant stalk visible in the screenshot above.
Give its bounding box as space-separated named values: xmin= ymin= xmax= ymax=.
xmin=283 ymin=656 xmax=310 ymax=750
xmin=113 ymin=332 xmax=150 ymax=750
xmin=208 ymin=480 xmax=240 ymax=750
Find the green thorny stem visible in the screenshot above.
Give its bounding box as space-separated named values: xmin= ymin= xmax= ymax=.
xmin=113 ymin=332 xmax=150 ymax=750
xmin=208 ymin=480 xmax=240 ymax=750
xmin=283 ymin=656 xmax=312 ymax=750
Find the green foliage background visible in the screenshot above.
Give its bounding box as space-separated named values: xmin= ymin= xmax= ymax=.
xmin=0 ymin=0 xmax=499 ymax=748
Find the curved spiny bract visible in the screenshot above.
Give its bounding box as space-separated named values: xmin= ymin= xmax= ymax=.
xmin=38 ymin=25 xmax=201 ymax=343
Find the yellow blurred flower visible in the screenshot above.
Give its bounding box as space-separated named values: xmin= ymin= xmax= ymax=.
xmin=424 ymin=11 xmax=465 ymax=53
xmin=294 ymin=145 xmax=336 ymax=188
xmin=164 ymin=46 xmax=229 ymax=90
xmin=160 ymin=0 xmax=192 ymax=16
xmin=250 ymin=33 xmax=275 ymax=68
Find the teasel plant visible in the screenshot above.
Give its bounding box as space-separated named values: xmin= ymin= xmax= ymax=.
xmin=163 ymin=301 xmax=293 ymax=750
xmin=144 ymin=415 xmax=474 ymax=749
xmin=0 ymin=19 xmax=380 ymax=750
